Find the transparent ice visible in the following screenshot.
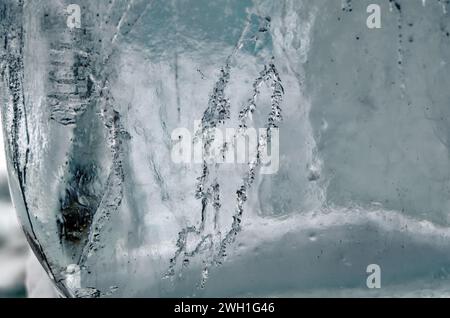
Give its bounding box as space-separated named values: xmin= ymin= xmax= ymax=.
xmin=1 ymin=0 xmax=450 ymax=297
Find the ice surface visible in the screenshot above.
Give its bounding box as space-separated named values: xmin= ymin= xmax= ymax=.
xmin=1 ymin=0 xmax=450 ymax=297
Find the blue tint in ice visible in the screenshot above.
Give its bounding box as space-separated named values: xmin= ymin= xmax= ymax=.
xmin=1 ymin=0 xmax=450 ymax=297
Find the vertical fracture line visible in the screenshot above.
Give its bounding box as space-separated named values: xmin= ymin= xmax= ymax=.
xmin=172 ymin=0 xmax=181 ymax=123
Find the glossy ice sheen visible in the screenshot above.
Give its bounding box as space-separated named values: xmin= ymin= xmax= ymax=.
xmin=1 ymin=0 xmax=450 ymax=297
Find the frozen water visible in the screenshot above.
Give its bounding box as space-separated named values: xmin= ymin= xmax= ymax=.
xmin=1 ymin=0 xmax=450 ymax=297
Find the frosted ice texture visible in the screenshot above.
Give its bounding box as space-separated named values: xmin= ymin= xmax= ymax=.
xmin=1 ymin=0 xmax=450 ymax=297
